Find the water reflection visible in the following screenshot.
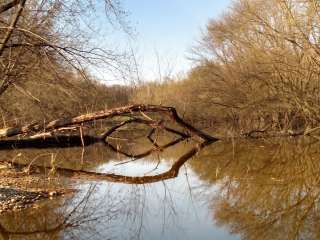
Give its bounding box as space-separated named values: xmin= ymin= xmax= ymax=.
xmin=1 ymin=136 xmax=320 ymax=239
xmin=0 ymin=185 xmax=124 ymax=240
xmin=189 ymin=137 xmax=320 ymax=240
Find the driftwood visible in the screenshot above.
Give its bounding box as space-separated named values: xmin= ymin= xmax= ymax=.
xmin=242 ymin=128 xmax=314 ymax=139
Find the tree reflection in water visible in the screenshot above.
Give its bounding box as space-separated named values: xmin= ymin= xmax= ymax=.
xmin=0 ymin=185 xmax=114 ymax=239
xmin=190 ymin=137 xmax=320 ymax=240
xmin=0 ymin=132 xmax=219 ymax=240
xmin=2 ymin=133 xmax=320 ymax=239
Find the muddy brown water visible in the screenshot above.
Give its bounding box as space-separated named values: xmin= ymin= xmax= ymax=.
xmin=0 ymin=135 xmax=319 ymax=240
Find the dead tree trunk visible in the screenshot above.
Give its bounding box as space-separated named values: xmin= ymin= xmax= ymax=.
xmin=0 ymin=104 xmax=218 ymax=142
xmin=0 ymin=104 xmax=219 ymax=185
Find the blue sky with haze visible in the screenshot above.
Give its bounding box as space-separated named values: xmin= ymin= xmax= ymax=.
xmin=95 ymin=1 xmax=232 ymax=82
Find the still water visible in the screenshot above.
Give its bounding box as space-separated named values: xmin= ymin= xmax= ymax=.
xmin=0 ymin=135 xmax=319 ymax=240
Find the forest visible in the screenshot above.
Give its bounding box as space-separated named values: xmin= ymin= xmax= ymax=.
xmin=2 ymin=0 xmax=320 ymax=139
xmin=133 ymin=0 xmax=320 ymax=138
xmin=0 ymin=1 xmax=320 ymax=240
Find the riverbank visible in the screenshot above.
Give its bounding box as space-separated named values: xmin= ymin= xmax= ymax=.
xmin=0 ymin=164 xmax=72 ymax=213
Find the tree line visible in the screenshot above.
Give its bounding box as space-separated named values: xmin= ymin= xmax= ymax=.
xmin=0 ymin=0 xmax=131 ymax=127
xmin=2 ymin=0 xmax=320 ymax=137
xmin=132 ymin=0 xmax=320 ymax=136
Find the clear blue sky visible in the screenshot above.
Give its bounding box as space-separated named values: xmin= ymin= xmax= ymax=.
xmin=95 ymin=1 xmax=232 ymax=82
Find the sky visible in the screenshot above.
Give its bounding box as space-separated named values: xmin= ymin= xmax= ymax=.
xmin=94 ymin=1 xmax=232 ymax=83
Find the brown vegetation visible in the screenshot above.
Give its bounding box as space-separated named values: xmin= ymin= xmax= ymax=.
xmin=3 ymin=0 xmax=319 ymax=138
xmin=132 ymin=0 xmax=320 ymax=137
xmin=0 ymin=0 xmax=131 ymax=127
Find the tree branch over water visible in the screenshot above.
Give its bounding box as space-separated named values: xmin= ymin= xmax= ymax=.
xmin=0 ymin=104 xmax=218 ymax=142
xmin=0 ymin=104 xmax=218 ymax=184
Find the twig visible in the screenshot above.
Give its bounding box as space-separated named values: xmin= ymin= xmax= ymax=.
xmin=0 ymin=0 xmax=27 ymax=56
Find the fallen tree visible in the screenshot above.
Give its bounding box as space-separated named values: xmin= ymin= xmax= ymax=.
xmin=0 ymin=104 xmax=218 ymax=144
xmin=0 ymin=104 xmax=218 ymax=185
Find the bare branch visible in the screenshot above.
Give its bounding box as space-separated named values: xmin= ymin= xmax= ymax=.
xmin=0 ymin=0 xmax=27 ymax=57
xmin=0 ymin=0 xmax=19 ymax=14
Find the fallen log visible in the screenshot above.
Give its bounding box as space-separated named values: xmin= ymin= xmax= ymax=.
xmin=0 ymin=105 xmax=218 ymax=184
xmin=0 ymin=116 xmax=192 ymax=150
xmin=0 ymin=104 xmax=218 ymax=142
xmin=0 ymin=134 xmax=99 ymax=150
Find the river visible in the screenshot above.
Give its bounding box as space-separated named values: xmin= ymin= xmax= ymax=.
xmin=0 ymin=135 xmax=318 ymax=240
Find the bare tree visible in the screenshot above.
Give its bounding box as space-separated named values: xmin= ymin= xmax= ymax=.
xmin=189 ymin=0 xmax=320 ymax=134
xmin=0 ymin=0 xmax=131 ymax=97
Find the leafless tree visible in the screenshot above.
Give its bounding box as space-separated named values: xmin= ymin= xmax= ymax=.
xmin=0 ymin=0 xmax=131 ymax=97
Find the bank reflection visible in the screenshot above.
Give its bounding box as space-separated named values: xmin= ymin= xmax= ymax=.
xmin=0 ymin=183 xmax=152 ymax=240
xmin=0 ymin=135 xmax=235 ymax=240
xmin=2 ymin=135 xmax=319 ymax=239
xmin=189 ymin=137 xmax=320 ymax=240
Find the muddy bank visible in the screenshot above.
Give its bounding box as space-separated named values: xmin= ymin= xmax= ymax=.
xmin=0 ymin=164 xmax=73 ymax=213
xmin=0 ymin=188 xmax=64 ymax=213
